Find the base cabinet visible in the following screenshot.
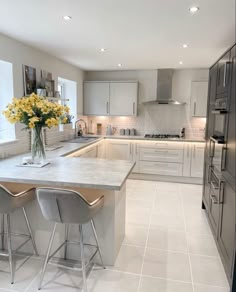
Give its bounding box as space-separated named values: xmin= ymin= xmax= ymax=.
xmin=183 ymin=143 xmax=205 ymax=178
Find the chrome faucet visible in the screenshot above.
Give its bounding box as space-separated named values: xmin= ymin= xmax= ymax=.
xmin=75 ymin=119 xmax=87 ymax=138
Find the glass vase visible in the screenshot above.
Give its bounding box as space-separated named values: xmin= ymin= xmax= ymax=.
xmin=31 ymin=126 xmax=46 ymax=164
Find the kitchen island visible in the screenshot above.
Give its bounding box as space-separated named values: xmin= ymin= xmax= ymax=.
xmin=0 ymin=143 xmax=135 ymax=265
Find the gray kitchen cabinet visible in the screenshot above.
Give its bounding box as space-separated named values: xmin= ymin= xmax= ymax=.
xmin=106 ymin=140 xmax=132 ymax=161
xmin=190 ymin=143 xmax=205 ymax=178
xmin=191 ymin=81 xmax=208 ymax=117
xmin=83 ymin=81 xmax=138 ymax=116
xmin=183 ymin=143 xmax=205 ymax=178
xmin=109 ymin=82 xmax=138 ymax=116
xmin=218 ymin=181 xmax=235 ymax=278
xmin=84 ymin=82 xmax=109 ymax=115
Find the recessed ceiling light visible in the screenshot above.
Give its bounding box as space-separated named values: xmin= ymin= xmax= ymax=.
xmin=63 ymin=15 xmax=72 ymax=21
xmin=182 ymin=44 xmax=188 ymax=48
xmin=118 ymin=63 xmax=122 ymax=67
xmin=189 ymin=6 xmax=199 ymax=14
xmin=179 ymin=61 xmax=183 ymax=65
xmin=100 ymin=48 xmax=106 ymax=52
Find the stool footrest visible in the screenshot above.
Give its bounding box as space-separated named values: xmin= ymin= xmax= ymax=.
xmin=46 ymin=239 xmax=100 ymax=272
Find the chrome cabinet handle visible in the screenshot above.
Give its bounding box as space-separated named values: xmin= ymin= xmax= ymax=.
xmin=221 ymin=147 xmax=227 ymax=171
xmin=207 ymin=165 xmax=212 ymax=184
xmin=209 ymin=138 xmax=215 ymax=158
xmin=223 ymin=63 xmax=227 ymax=87
xmin=106 ymin=101 xmax=109 ymax=113
xmin=193 ymin=102 xmax=196 ymax=115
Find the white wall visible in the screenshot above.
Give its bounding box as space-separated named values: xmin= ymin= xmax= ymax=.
xmin=85 ymin=69 xmax=209 ymax=138
xmin=0 ymin=33 xmax=84 ymax=157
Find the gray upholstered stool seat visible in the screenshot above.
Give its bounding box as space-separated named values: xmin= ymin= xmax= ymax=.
xmin=0 ymin=184 xmax=39 ymax=284
xmin=36 ymin=187 xmax=105 ymax=292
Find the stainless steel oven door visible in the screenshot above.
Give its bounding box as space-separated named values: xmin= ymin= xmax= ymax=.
xmin=210 ymin=137 xmax=227 ymax=172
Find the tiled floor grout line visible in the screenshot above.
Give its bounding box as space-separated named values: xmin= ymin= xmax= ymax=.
xmin=136 ymin=183 xmax=157 ymax=292
xmin=180 ymin=185 xmax=195 ymax=292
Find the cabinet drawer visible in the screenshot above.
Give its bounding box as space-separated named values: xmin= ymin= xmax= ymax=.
xmin=139 ymin=161 xmax=183 ymax=176
xmin=139 ymin=141 xmax=184 ymax=150
xmin=139 ymin=147 xmax=183 ymax=163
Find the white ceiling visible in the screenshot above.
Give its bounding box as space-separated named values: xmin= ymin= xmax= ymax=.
xmin=0 ymin=0 xmax=235 ymax=71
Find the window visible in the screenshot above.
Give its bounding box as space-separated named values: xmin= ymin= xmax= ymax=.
xmin=0 ymin=60 xmax=15 ymax=142
xmin=58 ymin=77 xmax=77 ymax=126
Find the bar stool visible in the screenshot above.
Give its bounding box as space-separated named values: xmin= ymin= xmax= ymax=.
xmin=36 ymin=187 xmax=105 ymax=292
xmin=0 ymin=184 xmax=39 ymax=284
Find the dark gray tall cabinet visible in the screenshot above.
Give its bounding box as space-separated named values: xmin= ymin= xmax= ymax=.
xmin=202 ymin=44 xmax=236 ymax=291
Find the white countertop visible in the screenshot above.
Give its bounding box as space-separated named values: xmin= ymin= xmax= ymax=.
xmin=0 ymin=140 xmax=134 ymax=191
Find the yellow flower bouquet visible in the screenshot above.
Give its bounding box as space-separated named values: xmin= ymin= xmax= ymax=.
xmin=3 ymin=93 xmax=70 ymax=163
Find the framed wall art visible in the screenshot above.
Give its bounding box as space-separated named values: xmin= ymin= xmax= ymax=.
xmin=23 ymin=65 xmax=36 ymax=96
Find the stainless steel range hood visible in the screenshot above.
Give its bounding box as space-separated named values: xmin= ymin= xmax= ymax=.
xmin=143 ymin=69 xmax=185 ymax=105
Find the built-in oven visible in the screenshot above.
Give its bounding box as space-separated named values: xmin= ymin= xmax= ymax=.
xmin=209 ymin=136 xmax=226 ymax=174
xmin=212 ymin=96 xmax=228 ymax=143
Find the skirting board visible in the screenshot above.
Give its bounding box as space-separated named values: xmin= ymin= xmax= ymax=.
xmin=129 ymin=173 xmax=203 ymax=185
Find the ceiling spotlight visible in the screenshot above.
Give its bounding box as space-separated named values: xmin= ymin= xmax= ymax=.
xmin=63 ymin=15 xmax=72 ymax=21
xmin=179 ymin=61 xmax=183 ymax=65
xmin=182 ymin=44 xmax=188 ymax=48
xmin=118 ymin=63 xmax=122 ymax=67
xmin=100 ymin=48 xmax=106 ymax=52
xmin=189 ymin=6 xmax=199 ymax=14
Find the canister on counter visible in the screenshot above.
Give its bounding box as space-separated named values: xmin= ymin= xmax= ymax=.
xmin=125 ymin=128 xmax=130 ymax=136
xmin=120 ymin=129 xmax=125 ymax=135
xmin=130 ymin=128 xmax=136 ymax=136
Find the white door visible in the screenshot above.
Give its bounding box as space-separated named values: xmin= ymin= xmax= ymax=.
xmin=191 ymin=81 xmax=208 ymax=117
xmin=109 ymin=82 xmax=138 ymax=116
xmin=106 ymin=140 xmax=132 ymax=160
xmin=84 ymin=82 xmax=109 ymax=115
xmin=190 ymin=143 xmax=205 ymax=178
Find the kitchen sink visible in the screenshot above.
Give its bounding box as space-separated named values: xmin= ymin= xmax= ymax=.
xmin=61 ymin=137 xmax=98 ymax=143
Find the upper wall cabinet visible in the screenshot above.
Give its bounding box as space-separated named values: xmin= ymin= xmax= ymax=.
xmin=191 ymin=81 xmax=208 ymax=117
xmin=83 ymin=81 xmax=138 ymax=116
xmin=84 ymin=82 xmax=110 ymax=115
xmin=109 ymin=82 xmax=138 ymax=116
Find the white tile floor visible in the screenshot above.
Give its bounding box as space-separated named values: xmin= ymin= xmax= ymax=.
xmin=0 ymin=180 xmax=230 ymax=292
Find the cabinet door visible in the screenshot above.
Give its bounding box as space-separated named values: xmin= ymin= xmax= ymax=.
xmin=218 ymin=181 xmax=235 ymax=279
xmin=97 ymin=142 xmax=105 ymax=158
xmin=191 ymin=81 xmax=208 ymax=117
xmin=84 ymin=82 xmax=109 ymax=115
xmin=106 ymin=140 xmax=132 ymax=160
xmin=223 ymin=45 xmax=236 ymax=183
xmin=81 ymin=147 xmax=97 ymax=158
xmin=202 ymin=162 xmax=212 ymax=210
xmin=217 ymin=50 xmax=231 ymax=94
xmin=190 ymin=143 xmax=205 ymax=178
xmin=109 ymin=82 xmax=138 ymax=116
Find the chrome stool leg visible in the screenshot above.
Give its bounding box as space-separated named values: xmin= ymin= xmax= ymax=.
xmin=6 ymin=214 xmax=14 ymax=284
xmin=91 ymin=219 xmax=105 ymax=268
xmin=64 ymin=224 xmax=69 ymax=260
xmin=22 ymin=207 xmax=39 ymax=256
xmin=79 ymin=224 xmax=87 ymax=292
xmin=1 ymin=214 xmax=4 ymax=250
xmin=38 ymin=223 xmax=57 ymax=290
